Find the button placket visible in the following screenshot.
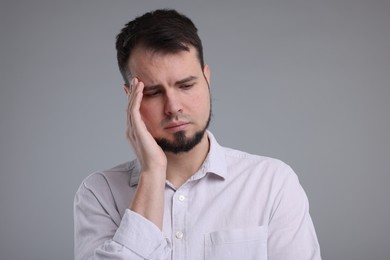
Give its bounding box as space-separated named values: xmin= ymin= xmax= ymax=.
xmin=172 ymin=186 xmax=189 ymax=259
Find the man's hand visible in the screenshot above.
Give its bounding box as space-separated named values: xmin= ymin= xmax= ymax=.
xmin=126 ymin=77 xmax=167 ymax=173
xmin=126 ymin=77 xmax=166 ymax=230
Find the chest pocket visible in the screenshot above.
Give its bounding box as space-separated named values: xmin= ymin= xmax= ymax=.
xmin=204 ymin=226 xmax=267 ymax=260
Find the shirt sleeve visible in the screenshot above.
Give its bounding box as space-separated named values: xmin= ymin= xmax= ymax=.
xmin=267 ymin=165 xmax=322 ymax=260
xmin=74 ymin=179 xmax=171 ymax=260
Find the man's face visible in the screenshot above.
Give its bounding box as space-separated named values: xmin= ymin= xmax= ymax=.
xmin=128 ymin=46 xmax=211 ymax=153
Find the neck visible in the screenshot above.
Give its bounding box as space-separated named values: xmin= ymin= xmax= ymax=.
xmin=165 ymin=133 xmax=210 ymax=188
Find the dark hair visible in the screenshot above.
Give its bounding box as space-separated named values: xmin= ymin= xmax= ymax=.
xmin=116 ymin=9 xmax=204 ymax=85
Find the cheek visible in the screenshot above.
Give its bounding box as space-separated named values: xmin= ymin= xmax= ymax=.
xmin=192 ymin=90 xmax=210 ymax=114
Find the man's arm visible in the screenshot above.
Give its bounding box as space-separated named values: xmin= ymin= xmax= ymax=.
xmin=74 ymin=78 xmax=169 ymax=259
xmin=74 ymin=178 xmax=170 ymax=260
xmin=125 ymin=77 xmax=167 ymax=230
xmin=267 ymin=165 xmax=321 ymax=260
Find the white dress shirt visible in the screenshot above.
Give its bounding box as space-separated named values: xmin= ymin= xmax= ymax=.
xmin=74 ymin=132 xmax=321 ymax=259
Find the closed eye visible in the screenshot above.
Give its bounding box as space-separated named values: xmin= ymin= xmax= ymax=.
xmin=180 ymin=83 xmax=195 ymax=90
xmin=143 ymin=90 xmax=162 ymax=97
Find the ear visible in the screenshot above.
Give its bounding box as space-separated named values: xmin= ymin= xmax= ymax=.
xmin=123 ymin=84 xmax=130 ymax=96
xmin=203 ymin=64 xmax=211 ymax=87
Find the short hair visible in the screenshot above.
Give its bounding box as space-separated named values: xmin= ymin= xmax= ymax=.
xmin=116 ymin=9 xmax=204 ymax=85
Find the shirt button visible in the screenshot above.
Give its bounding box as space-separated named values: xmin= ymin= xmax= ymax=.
xmin=175 ymin=231 xmax=184 ymax=239
xmin=178 ymin=195 xmax=186 ymax=201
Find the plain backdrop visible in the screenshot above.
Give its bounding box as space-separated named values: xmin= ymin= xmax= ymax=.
xmin=1 ymin=0 xmax=389 ymax=259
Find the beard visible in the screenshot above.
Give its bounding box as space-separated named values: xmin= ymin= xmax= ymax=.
xmin=155 ymin=110 xmax=211 ymax=154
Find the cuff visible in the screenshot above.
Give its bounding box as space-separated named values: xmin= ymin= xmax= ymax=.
xmin=113 ymin=209 xmax=170 ymax=258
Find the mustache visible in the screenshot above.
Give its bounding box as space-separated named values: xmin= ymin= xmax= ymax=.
xmin=161 ymin=114 xmax=191 ymax=126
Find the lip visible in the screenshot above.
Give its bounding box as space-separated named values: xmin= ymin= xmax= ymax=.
xmin=164 ymin=122 xmax=190 ymax=131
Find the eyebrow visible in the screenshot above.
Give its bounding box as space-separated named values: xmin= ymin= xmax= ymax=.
xmin=143 ymin=76 xmax=198 ymax=91
xmin=175 ymin=75 xmax=198 ymax=85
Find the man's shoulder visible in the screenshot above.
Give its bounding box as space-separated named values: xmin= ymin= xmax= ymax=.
xmin=79 ymin=160 xmax=139 ymax=191
xmin=75 ymin=161 xmax=138 ymax=221
xmin=220 ymin=146 xmax=295 ymax=181
xmin=223 ymin=146 xmax=289 ymax=168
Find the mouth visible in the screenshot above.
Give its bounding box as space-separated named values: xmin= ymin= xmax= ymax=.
xmin=164 ymin=122 xmax=190 ymax=132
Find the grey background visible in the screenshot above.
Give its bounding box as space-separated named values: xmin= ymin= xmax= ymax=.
xmin=1 ymin=0 xmax=389 ymax=259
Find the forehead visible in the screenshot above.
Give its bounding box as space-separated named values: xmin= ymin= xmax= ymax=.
xmin=128 ymin=46 xmax=202 ymax=84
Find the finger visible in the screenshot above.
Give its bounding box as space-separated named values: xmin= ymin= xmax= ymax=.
xmin=128 ymin=79 xmax=139 ymax=122
xmin=127 ymin=78 xmax=145 ymax=130
xmin=127 ymin=78 xmax=138 ymax=123
xmin=132 ymin=79 xmax=144 ymax=114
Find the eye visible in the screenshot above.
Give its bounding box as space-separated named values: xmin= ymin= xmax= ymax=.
xmin=180 ymin=83 xmax=195 ymax=90
xmin=144 ymin=90 xmax=162 ymax=97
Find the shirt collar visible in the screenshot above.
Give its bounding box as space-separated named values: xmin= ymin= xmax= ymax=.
xmin=129 ymin=160 xmax=141 ymax=186
xmin=129 ymin=130 xmax=227 ymax=187
xmin=203 ymin=131 xmax=227 ymax=179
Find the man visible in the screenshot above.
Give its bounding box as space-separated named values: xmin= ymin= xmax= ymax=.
xmin=74 ymin=9 xmax=321 ymax=260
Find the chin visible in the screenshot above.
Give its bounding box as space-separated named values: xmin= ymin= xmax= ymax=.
xmin=155 ymin=129 xmax=206 ymax=154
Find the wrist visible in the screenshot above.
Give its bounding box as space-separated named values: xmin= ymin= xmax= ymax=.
xmin=140 ymin=168 xmax=167 ymax=183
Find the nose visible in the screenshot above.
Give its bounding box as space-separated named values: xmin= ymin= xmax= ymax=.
xmin=164 ymin=91 xmax=183 ymax=116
